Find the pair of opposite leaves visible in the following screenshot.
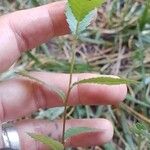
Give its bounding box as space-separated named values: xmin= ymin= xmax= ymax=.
xmin=66 ymin=0 xmax=105 ymax=35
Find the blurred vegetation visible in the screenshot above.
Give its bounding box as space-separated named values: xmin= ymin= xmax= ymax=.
xmin=0 ymin=0 xmax=150 ymax=149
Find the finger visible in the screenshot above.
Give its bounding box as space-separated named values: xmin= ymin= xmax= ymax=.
xmin=0 ymin=119 xmax=113 ymax=149
xmin=0 ymin=73 xmax=127 ymax=122
xmin=0 ymin=1 xmax=69 ymax=72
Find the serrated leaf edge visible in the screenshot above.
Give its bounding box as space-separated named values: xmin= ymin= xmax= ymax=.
xmin=72 ymin=76 xmax=137 ymax=87
xmin=64 ymin=127 xmax=98 ymax=139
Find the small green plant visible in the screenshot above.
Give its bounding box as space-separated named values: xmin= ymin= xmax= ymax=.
xmin=27 ymin=0 xmax=135 ymax=149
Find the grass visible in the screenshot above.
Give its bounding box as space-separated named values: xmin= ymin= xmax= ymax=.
xmin=1 ymin=0 xmax=150 ymax=149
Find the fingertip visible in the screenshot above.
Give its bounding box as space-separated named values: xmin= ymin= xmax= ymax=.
xmin=77 ymin=73 xmax=127 ymax=105
xmin=116 ymin=84 xmax=127 ymax=103
xmin=95 ymin=119 xmax=114 ymax=144
xmin=107 ymin=84 xmax=127 ymax=105
xmin=66 ymin=119 xmax=114 ymax=147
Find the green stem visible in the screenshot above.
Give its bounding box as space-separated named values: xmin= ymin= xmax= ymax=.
xmin=62 ymin=42 xmax=76 ymax=147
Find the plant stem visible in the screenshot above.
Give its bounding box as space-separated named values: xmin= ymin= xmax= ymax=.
xmin=62 ymin=42 xmax=76 ymax=147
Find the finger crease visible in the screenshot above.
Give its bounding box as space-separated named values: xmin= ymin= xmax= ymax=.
xmin=8 ymin=18 xmax=29 ymax=53
xmin=32 ymin=82 xmax=47 ymax=111
xmin=47 ymin=9 xmax=55 ymax=37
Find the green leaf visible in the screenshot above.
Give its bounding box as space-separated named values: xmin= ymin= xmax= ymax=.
xmin=28 ymin=133 xmax=64 ymax=150
xmin=73 ymin=76 xmax=137 ymax=86
xmin=130 ymin=123 xmax=147 ymax=135
xmin=66 ymin=0 xmax=105 ymax=35
xmin=64 ymin=127 xmax=98 ymax=139
xmin=130 ymin=123 xmax=150 ymax=139
xmin=66 ymin=4 xmax=96 ymax=35
xmin=135 ymin=123 xmax=147 ymax=131
xmin=78 ymin=10 xmax=96 ymax=34
xmin=68 ymin=0 xmax=105 ymax=21
xmin=65 ymin=4 xmax=78 ymax=35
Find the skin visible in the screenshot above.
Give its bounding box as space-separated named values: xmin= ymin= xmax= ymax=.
xmin=0 ymin=1 xmax=127 ymax=150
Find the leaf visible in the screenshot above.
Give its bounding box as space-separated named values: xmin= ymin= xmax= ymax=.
xmin=78 ymin=10 xmax=97 ymax=34
xmin=65 ymin=4 xmax=77 ymax=35
xmin=130 ymin=123 xmax=147 ymax=134
xmin=68 ymin=0 xmax=105 ymax=21
xmin=66 ymin=4 xmax=96 ymax=35
xmin=16 ymin=71 xmax=65 ymax=101
xmin=66 ymin=0 xmax=105 ymax=35
xmin=28 ymin=133 xmax=64 ymax=150
xmin=64 ymin=127 xmax=98 ymax=139
xmin=130 ymin=123 xmax=150 ymax=139
xmin=135 ymin=123 xmax=147 ymax=131
xmin=73 ymin=76 xmax=137 ymax=86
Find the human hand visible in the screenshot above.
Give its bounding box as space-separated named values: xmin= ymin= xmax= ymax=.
xmin=0 ymin=1 xmax=127 ymax=149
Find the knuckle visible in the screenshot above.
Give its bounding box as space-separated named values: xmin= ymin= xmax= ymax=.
xmin=7 ymin=14 xmax=29 ymax=52
xmin=31 ymin=82 xmax=47 ymax=110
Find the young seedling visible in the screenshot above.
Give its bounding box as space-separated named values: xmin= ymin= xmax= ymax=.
xmin=27 ymin=0 xmax=136 ymax=149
